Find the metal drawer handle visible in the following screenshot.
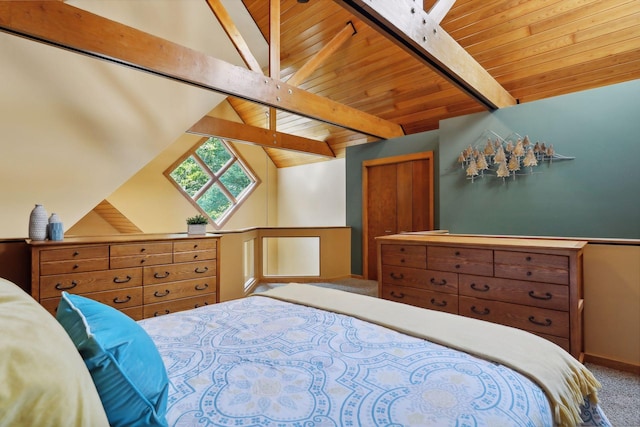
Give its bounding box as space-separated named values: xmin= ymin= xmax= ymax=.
xmin=529 ymin=316 xmax=552 ymax=327
xmin=113 ymin=275 xmax=132 ymax=284
xmin=430 ymin=278 xmax=447 ymax=286
xmin=195 ymin=283 xmax=209 ymax=291
xmin=73 ymin=251 xmax=80 ymax=257
xmin=195 ymin=302 xmax=209 ymax=308
xmin=390 ymin=272 xmax=404 ymax=280
xmin=154 ymin=310 xmax=170 ymax=317
xmin=140 ymin=248 xmax=146 ymax=253
xmin=528 ymin=291 xmax=552 ymax=300
xmin=430 ymin=298 xmax=447 ymax=307
xmin=193 ymin=254 xmax=199 ymax=259
xmin=471 ymin=306 xmax=490 ymax=315
xmin=390 ymin=291 xmax=405 ymax=298
xmin=113 ymin=295 xmax=131 ymax=304
xmin=455 ymin=251 xmax=461 ymax=256
xmin=154 ymin=271 xmax=170 ymax=279
xmin=470 ymin=283 xmax=490 ymax=292
xmin=154 ymin=289 xmax=170 ymax=297
xmin=193 ymin=244 xmax=199 ymax=249
xmin=195 ymin=266 xmax=209 ymax=274
xmin=55 ymin=280 xmax=78 ymax=291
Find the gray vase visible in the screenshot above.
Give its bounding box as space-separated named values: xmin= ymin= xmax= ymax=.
xmin=29 ymin=204 xmax=48 ymax=240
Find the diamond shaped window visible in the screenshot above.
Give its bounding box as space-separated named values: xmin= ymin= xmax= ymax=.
xmin=166 ymin=137 xmax=258 ymax=228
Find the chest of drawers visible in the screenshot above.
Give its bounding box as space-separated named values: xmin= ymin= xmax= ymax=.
xmin=377 ymin=234 xmax=587 ymax=360
xmin=30 ymin=234 xmax=220 ymax=320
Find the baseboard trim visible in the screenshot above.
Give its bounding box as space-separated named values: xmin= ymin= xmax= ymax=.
xmin=584 ymin=354 xmax=640 ymax=375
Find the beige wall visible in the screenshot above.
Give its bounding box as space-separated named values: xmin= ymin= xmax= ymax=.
xmin=0 ymin=1 xmax=264 ymax=239
xmin=584 ymin=244 xmax=640 ymax=366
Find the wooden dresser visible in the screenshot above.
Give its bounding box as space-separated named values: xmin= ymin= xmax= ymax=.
xmin=377 ymin=234 xmax=587 ymax=360
xmin=29 ymin=234 xmax=220 ymax=320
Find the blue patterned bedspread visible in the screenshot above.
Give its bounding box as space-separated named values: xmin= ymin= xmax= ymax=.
xmin=139 ymin=295 xmax=610 ymax=427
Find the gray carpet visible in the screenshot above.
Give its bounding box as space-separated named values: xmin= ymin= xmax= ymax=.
xmin=254 ymin=280 xmax=639 ymax=426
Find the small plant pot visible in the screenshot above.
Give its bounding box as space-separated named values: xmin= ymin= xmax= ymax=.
xmin=187 ymin=223 xmax=207 ymax=235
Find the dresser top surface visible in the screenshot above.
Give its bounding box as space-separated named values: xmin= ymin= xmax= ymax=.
xmin=27 ymin=233 xmax=221 ymax=247
xmin=376 ymin=233 xmax=588 ymax=251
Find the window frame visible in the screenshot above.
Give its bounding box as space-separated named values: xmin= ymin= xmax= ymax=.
xmin=164 ymin=137 xmax=260 ymax=229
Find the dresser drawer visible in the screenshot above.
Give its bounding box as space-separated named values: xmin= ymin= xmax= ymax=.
xmin=494 ymin=251 xmax=569 ymax=285
xmin=40 ymin=245 xmax=109 ymax=262
xmin=40 ymin=286 xmax=143 ymax=316
xmin=173 ymin=249 xmax=216 ymax=263
xmin=143 ymin=277 xmax=217 ymax=304
xmin=39 ymin=268 xmax=143 ymax=299
xmin=110 ymin=242 xmax=173 ymax=257
xmin=381 ymin=265 xmax=458 ymax=294
xmin=427 ymin=246 xmax=493 ymax=275
xmin=381 ymin=283 xmax=458 ymax=314
xmin=380 ymin=244 xmax=426 ymax=269
xmin=143 ymin=294 xmax=216 ymax=318
xmin=110 ymin=253 xmax=173 ymax=269
xmin=459 ymin=296 xmax=569 ymax=338
xmin=40 ymin=257 xmax=110 ymax=275
xmin=143 ymin=260 xmax=215 ymax=285
xmin=459 ymin=274 xmax=569 ymax=311
xmin=174 ymin=239 xmax=217 ymax=253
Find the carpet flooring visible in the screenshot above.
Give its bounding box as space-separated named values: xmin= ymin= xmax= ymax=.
xmin=253 ymin=279 xmax=640 ymax=426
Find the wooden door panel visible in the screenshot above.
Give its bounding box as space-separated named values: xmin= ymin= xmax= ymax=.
xmin=396 ymin=161 xmax=413 ymax=234
xmin=366 ymin=164 xmax=397 ymax=279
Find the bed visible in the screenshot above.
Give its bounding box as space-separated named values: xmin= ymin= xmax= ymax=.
xmin=0 ymin=277 xmax=610 ymax=427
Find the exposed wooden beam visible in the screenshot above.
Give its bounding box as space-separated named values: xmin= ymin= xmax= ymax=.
xmin=0 ymin=1 xmax=403 ymax=140
xmin=286 ymin=21 xmax=357 ymax=87
xmin=188 ymin=116 xmax=335 ymax=157
xmin=334 ymin=0 xmax=516 ymax=110
xmin=268 ymin=0 xmax=280 ymax=131
xmin=428 ymin=0 xmax=456 ymax=25
xmin=205 ymin=0 xmax=262 ymax=73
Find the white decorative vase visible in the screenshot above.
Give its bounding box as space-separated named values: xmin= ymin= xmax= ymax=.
xmin=29 ymin=204 xmax=48 ymax=241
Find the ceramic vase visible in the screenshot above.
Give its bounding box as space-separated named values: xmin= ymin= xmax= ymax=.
xmin=48 ymin=213 xmax=64 ymax=241
xmin=29 ymin=204 xmax=48 ymax=241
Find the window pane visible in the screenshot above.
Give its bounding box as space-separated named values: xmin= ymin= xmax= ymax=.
xmin=220 ymin=161 xmax=252 ymax=198
xmin=197 ymin=184 xmax=232 ymax=221
xmin=196 ymin=137 xmax=231 ymax=173
xmin=169 ymin=156 xmax=209 ymax=197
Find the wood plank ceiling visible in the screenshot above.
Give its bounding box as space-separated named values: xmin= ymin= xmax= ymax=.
xmin=227 ymin=0 xmax=640 ymax=168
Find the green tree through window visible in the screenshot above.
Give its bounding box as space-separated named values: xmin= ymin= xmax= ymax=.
xmin=166 ymin=137 xmax=258 ymax=228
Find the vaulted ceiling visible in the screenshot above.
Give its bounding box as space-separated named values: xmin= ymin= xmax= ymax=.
xmin=228 ymin=0 xmax=640 ymax=167
xmin=2 ymin=0 xmax=639 ymax=170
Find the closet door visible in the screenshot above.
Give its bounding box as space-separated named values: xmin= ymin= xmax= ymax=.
xmin=363 ymin=152 xmax=433 ymax=280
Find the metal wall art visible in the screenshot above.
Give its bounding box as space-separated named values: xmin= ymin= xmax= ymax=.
xmin=457 ymin=130 xmax=574 ymax=183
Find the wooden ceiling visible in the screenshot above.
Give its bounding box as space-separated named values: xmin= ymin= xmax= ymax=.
xmin=226 ymin=0 xmax=640 ymax=168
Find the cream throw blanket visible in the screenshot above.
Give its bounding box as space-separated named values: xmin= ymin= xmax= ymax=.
xmin=257 ymin=284 xmax=600 ymax=427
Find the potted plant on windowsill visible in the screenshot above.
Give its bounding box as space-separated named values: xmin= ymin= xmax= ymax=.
xmin=186 ymin=214 xmax=208 ymax=235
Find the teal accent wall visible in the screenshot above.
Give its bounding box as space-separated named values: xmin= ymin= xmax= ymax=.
xmin=439 ymin=79 xmax=640 ymax=238
xmin=346 ymin=79 xmax=640 ymax=275
xmin=346 ymin=132 xmax=439 ymax=275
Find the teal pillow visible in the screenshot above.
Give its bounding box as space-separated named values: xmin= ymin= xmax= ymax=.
xmin=56 ymin=292 xmax=169 ymax=427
